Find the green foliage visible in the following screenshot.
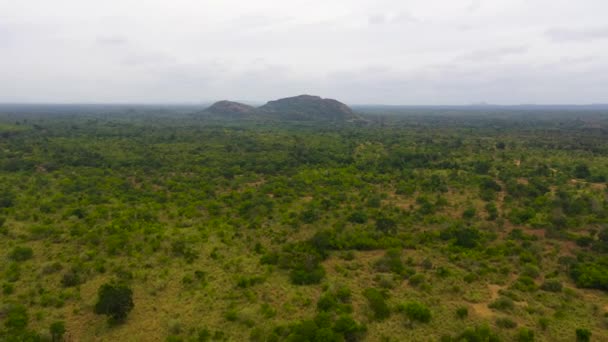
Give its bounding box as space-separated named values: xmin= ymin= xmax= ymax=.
xmin=3 ymin=109 xmax=608 ymax=340
xmin=363 ymin=288 xmax=390 ymax=321
xmin=452 ymin=325 xmax=501 ymax=342
xmin=496 ymin=317 xmax=517 ymax=329
xmin=570 ymin=260 xmax=608 ymax=290
xmin=399 ymin=302 xmax=431 ymax=323
xmin=440 ymin=223 xmax=482 ymax=248
xmin=50 ymin=321 xmax=66 ymax=341
xmin=456 ymin=307 xmax=469 ymax=319
xmin=8 ymin=246 xmax=33 ymax=262
xmin=517 ymin=328 xmax=535 ymax=342
xmin=576 ymin=328 xmax=592 ymax=342
xmin=94 ymin=282 xmax=134 ymax=324
xmin=374 ymin=248 xmax=404 ymax=274
xmin=540 ymin=279 xmax=563 ymax=292
xmin=4 ymin=304 xmax=28 ymax=330
xmin=574 ymin=164 xmax=591 ymax=179
xmin=489 ymin=296 xmax=515 ymax=311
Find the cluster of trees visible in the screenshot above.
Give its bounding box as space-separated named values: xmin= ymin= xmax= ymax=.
xmin=1 ymin=109 xmax=608 ymax=340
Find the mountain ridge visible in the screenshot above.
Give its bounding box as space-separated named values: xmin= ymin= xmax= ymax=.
xmin=201 ymin=95 xmax=362 ymax=122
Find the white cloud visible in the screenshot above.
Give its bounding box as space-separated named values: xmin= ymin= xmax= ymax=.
xmin=0 ymin=0 xmax=607 ymax=104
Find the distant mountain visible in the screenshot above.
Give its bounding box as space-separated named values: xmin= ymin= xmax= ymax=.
xmin=202 ymin=100 xmax=256 ymax=118
xmin=258 ymin=95 xmax=360 ymax=121
xmin=200 ymin=95 xmax=363 ymax=122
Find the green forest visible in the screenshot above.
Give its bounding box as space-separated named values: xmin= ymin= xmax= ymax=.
xmin=1 ymin=107 xmax=608 ymax=341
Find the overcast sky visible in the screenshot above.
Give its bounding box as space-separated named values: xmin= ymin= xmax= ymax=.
xmin=1 ymin=0 xmax=607 ymax=105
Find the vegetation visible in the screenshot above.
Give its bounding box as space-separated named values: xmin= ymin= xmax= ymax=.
xmin=94 ymin=283 xmax=134 ymax=324
xmin=1 ymin=105 xmax=608 ymax=340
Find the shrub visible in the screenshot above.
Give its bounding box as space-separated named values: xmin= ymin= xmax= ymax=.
xmin=94 ymin=282 xmax=134 ymax=323
xmin=374 ymin=248 xmax=404 ymax=274
xmin=348 ymin=211 xmax=368 ymax=224
xmin=409 ymin=274 xmax=425 ymax=287
xmin=538 ymin=317 xmax=549 ymax=331
xmin=489 ymin=297 xmax=514 ymax=311
xmin=290 ymin=265 xmax=325 ymax=285
xmin=9 ymin=246 xmax=33 ymax=262
xmin=375 ymin=216 xmax=397 ymax=235
xmin=317 ymin=293 xmax=339 ymax=312
xmin=511 ymin=276 xmax=537 ymax=292
xmin=50 ymin=321 xmax=66 ymax=341
xmin=4 ymin=304 xmax=28 ymax=330
xmin=457 ymin=325 xmax=500 ymax=342
xmin=521 ymin=264 xmax=540 ymax=278
xmin=400 ymin=302 xmax=431 ymax=323
xmin=575 ymin=328 xmax=591 ymax=342
xmin=2 ymin=283 xmax=14 ymax=295
xmin=456 ymin=307 xmax=469 ymax=319
xmin=440 ymin=224 xmax=482 ymax=248
xmin=496 ymin=317 xmax=517 ymax=329
xmin=61 ymin=268 xmax=82 ymax=287
xmin=332 ymin=314 xmax=366 ymax=341
xmin=540 ymin=279 xmax=562 ymax=292
xmin=517 ymin=328 xmax=535 ymax=342
xmin=570 ymin=261 xmax=608 ymax=290
xmin=363 ymin=288 xmax=390 ymax=321
xmin=462 ymin=207 xmax=476 ymax=220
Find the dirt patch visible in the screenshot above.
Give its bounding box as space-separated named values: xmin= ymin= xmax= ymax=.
xmin=471 ymin=302 xmax=494 ymax=317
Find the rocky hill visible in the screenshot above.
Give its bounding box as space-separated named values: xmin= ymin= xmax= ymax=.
xmin=201 ymin=95 xmax=362 ymax=122
xmin=202 ymin=100 xmax=256 ymax=118
xmin=258 ymin=95 xmax=360 ymax=121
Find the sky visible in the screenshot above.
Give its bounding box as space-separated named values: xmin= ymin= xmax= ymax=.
xmin=1 ymin=0 xmax=607 ymax=105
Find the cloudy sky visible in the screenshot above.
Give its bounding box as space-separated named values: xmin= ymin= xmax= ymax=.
xmin=1 ymin=0 xmax=607 ymax=104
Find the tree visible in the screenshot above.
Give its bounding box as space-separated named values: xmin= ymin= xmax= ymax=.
xmin=94 ymin=282 xmax=134 ymax=323
xmin=574 ymin=164 xmax=591 ymax=179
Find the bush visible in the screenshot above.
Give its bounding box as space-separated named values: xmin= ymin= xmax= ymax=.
xmin=511 ymin=276 xmax=537 ymax=292
xmin=61 ymin=268 xmax=82 ymax=287
xmin=332 ymin=314 xmax=366 ymax=341
xmin=576 ymin=328 xmax=591 ymax=342
xmin=409 ymin=274 xmax=425 ymax=287
xmin=521 ymin=264 xmax=540 ymax=278
xmin=570 ymin=261 xmax=608 ymax=291
xmin=374 ymin=248 xmax=404 ymax=274
xmin=496 ymin=317 xmax=517 ymax=329
xmin=400 ymin=302 xmax=431 ymax=323
xmin=50 ymin=321 xmax=66 ymax=341
xmin=290 ymin=265 xmax=325 ymax=285
xmin=94 ymin=282 xmax=134 ymax=323
xmin=517 ymin=328 xmax=535 ymax=342
xmin=440 ymin=224 xmax=482 ymax=248
xmin=363 ymin=288 xmax=390 ymax=321
xmin=489 ymin=296 xmax=514 ymax=311
xmin=8 ymin=246 xmax=33 ymax=262
xmin=4 ymin=304 xmax=28 ymax=330
xmin=540 ymin=279 xmax=562 ymax=292
xmin=456 ymin=325 xmax=500 ymax=342
xmin=456 ymin=307 xmax=468 ymax=319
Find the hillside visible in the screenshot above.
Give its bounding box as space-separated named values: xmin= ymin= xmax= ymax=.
xmin=202 ymin=101 xmax=256 ymax=118
xmin=201 ymin=95 xmax=362 ymax=122
xmin=258 ymin=95 xmax=361 ymax=121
